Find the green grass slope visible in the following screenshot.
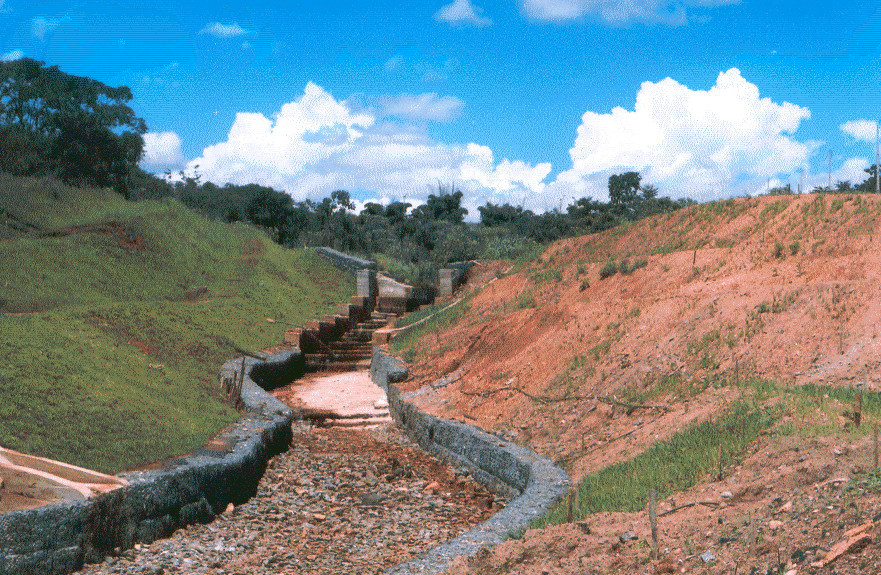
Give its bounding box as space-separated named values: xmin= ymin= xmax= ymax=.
xmin=0 ymin=175 xmax=353 ymax=473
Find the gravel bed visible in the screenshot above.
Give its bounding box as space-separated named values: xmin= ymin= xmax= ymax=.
xmin=76 ymin=424 xmax=502 ymax=575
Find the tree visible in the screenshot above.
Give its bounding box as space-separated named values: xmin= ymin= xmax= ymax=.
xmin=330 ymin=190 xmax=355 ymax=213
xmin=412 ymin=189 xmax=467 ymax=223
xmin=478 ymin=203 xmax=531 ymax=227
xmin=608 ymin=172 xmax=642 ymax=211
xmin=0 ymin=58 xmax=146 ymax=192
xmin=857 ymin=165 xmax=880 ymax=193
xmin=766 ymin=184 xmax=792 ymax=196
xmin=245 ymin=186 xmax=295 ymax=242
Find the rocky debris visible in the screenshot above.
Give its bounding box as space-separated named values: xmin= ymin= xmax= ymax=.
xmin=76 ymin=424 xmax=501 ymax=575
xmin=810 ymin=521 xmax=876 ymax=568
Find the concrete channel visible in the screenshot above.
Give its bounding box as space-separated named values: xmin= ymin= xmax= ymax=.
xmin=0 ymin=251 xmax=569 ymax=575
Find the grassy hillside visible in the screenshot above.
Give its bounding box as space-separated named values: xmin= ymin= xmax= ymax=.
xmin=0 ymin=175 xmax=353 ymax=472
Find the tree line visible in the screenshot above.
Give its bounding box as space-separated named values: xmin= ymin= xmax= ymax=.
xmin=44 ymin=59 xmax=881 ymax=297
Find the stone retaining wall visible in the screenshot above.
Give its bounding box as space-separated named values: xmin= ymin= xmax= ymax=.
xmin=371 ymin=349 xmax=570 ymax=575
xmin=314 ymin=247 xmax=378 ymax=272
xmin=0 ymin=355 xmax=295 ymax=575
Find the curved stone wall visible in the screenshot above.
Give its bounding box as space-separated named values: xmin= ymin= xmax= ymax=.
xmin=0 ymin=354 xmax=295 ymax=575
xmin=314 ymin=246 xmax=378 ymax=272
xmin=371 ymin=349 xmax=570 ymax=575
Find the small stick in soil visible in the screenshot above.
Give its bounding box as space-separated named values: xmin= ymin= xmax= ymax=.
xmin=716 ymin=445 xmax=724 ymax=481
xmin=648 ymin=488 xmax=659 ymax=560
xmin=567 ymin=492 xmax=575 ymax=523
xmin=855 ymin=392 xmax=863 ymax=428
xmin=657 ymin=501 xmax=719 ymax=517
xmin=873 ymin=424 xmax=879 ymax=468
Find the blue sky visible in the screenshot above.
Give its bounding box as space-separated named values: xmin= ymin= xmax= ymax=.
xmin=4 ymin=0 xmax=881 ymax=213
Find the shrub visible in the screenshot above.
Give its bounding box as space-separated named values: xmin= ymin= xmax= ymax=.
xmin=774 ymin=241 xmax=784 ymax=258
xmin=789 ymin=241 xmax=800 ymax=256
xmin=599 ymin=260 xmax=618 ymax=279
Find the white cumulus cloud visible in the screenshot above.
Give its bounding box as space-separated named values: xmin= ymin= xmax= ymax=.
xmin=380 ymin=93 xmax=465 ymax=122
xmin=544 ymin=68 xmax=811 ymax=205
xmin=32 ymin=16 xmax=69 ymax=40
xmin=199 ymin=22 xmax=250 ymax=38
xmin=841 ymin=119 xmax=878 ymax=143
xmin=184 ymin=83 xmax=550 ymax=214
xmin=141 ymin=131 xmax=185 ymax=171
xmin=0 ymin=49 xmax=23 ymax=61
xmin=435 ymin=0 xmax=493 ymax=27
xmin=522 ymin=0 xmax=737 ymax=25
xmin=385 ymin=56 xmax=404 ymax=71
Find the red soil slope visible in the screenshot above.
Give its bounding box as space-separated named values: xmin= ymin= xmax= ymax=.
xmin=393 ymin=193 xmax=881 ymax=574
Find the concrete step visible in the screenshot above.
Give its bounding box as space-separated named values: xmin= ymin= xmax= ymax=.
xmin=329 ymin=417 xmax=393 ymax=429
xmin=326 ymin=342 xmax=372 ymax=351
xmin=326 ymin=340 xmax=373 ymax=351
xmin=301 ymin=409 xmax=392 ymax=428
xmin=305 ymin=360 xmax=371 ymax=372
xmin=339 ymin=330 xmax=374 ymax=342
xmin=304 ymin=352 xmax=371 ymax=362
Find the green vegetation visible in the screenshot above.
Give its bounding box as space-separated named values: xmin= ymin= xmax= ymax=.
xmin=0 ymin=58 xmax=146 ymax=195
xmin=0 ymin=175 xmax=352 ymax=472
xmin=391 ymin=296 xmax=472 ymax=363
xmin=533 ymin=403 xmax=775 ymax=528
xmin=599 ymin=260 xmax=618 ymax=279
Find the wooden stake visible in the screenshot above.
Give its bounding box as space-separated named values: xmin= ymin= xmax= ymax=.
xmin=855 ymin=392 xmax=863 ymax=429
xmin=567 ymin=492 xmax=575 ymax=523
xmin=649 ymin=488 xmax=659 ymax=560
xmin=874 ymin=424 xmax=879 ymax=468
xmin=692 ymin=249 xmax=697 ymax=268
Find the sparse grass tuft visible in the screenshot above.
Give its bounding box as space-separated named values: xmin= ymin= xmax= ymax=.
xmin=533 ymin=403 xmax=775 ymax=528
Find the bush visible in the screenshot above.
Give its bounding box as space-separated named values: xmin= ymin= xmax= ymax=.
xmin=789 ymin=241 xmax=800 ymax=256
xmin=774 ymin=241 xmax=784 ymax=258
xmin=599 ymin=260 xmax=618 ymax=279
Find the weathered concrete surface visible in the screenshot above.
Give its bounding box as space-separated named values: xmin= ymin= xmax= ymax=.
xmin=437 ymin=262 xmax=475 ymax=298
xmin=0 ymin=354 xmax=295 ymax=575
xmin=0 ymin=448 xmax=127 ymax=508
xmin=371 ymin=349 xmax=570 ymax=575
xmin=357 ymin=268 xmax=378 ymax=303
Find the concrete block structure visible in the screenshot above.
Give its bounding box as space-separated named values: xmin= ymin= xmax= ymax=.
xmin=437 ymin=261 xmax=475 ymax=298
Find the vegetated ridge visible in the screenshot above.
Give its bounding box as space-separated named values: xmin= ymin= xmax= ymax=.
xmin=0 ymin=174 xmax=353 ymax=473
xmin=395 ymin=192 xmax=881 ymax=574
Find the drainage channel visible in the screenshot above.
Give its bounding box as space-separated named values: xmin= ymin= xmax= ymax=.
xmin=75 ymin=372 xmax=502 ymax=575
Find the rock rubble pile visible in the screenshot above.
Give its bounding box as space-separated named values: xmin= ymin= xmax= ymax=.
xmin=77 ymin=424 xmax=502 ymax=575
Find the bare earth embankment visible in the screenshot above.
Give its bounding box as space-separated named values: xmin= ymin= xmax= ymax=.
xmin=395 ymin=193 xmax=881 ymax=574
